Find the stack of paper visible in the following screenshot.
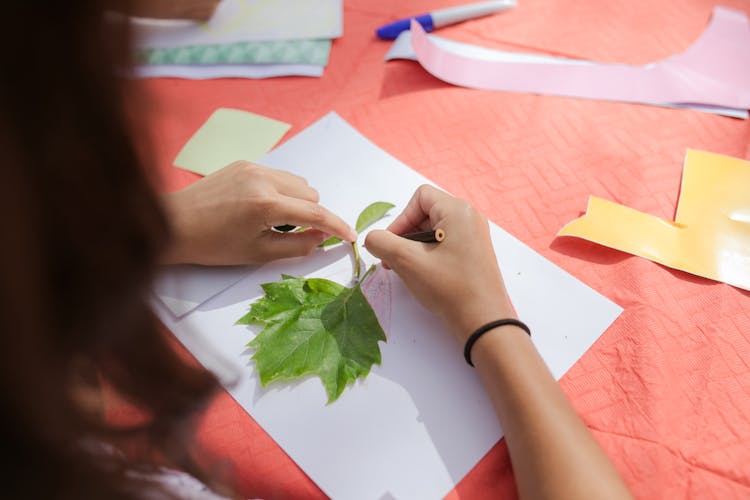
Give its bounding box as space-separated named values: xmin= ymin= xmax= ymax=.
xmin=131 ymin=0 xmax=342 ymax=79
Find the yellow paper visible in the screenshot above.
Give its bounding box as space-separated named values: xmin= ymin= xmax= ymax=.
xmin=558 ymin=150 xmax=750 ymax=290
xmin=174 ymin=108 xmax=291 ymax=176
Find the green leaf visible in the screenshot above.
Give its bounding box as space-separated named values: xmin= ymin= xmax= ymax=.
xmin=318 ymin=201 xmax=395 ymax=248
xmin=356 ymin=202 xmax=395 ymax=232
xmin=321 ymin=285 xmax=385 ymax=369
xmin=241 ymin=275 xmax=386 ymax=403
xmin=319 ymin=235 xmax=342 ymax=247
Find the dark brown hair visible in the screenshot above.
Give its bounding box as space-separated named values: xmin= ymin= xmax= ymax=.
xmin=0 ymin=2 xmax=220 ymax=498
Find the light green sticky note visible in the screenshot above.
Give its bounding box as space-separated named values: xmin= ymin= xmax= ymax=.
xmin=174 ymin=108 xmax=291 ymax=176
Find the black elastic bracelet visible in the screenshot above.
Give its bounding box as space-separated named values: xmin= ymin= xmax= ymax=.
xmin=464 ymin=319 xmax=531 ymax=367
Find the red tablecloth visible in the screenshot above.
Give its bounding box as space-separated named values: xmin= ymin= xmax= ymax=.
xmin=135 ymin=1 xmax=750 ymax=497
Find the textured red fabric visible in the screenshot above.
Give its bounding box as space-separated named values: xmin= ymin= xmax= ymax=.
xmin=110 ymin=1 xmax=750 ymax=498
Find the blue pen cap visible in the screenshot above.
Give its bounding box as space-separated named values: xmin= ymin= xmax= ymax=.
xmin=376 ymin=14 xmax=434 ymax=40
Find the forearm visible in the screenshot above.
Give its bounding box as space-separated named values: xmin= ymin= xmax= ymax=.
xmin=472 ymin=326 xmax=632 ymax=500
xmin=364 ymin=186 xmax=629 ymax=497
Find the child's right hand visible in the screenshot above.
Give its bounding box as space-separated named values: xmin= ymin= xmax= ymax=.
xmin=365 ymin=185 xmax=516 ymax=343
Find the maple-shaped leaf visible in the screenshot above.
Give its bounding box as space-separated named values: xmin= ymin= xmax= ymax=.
xmin=237 ymin=275 xmax=386 ymax=403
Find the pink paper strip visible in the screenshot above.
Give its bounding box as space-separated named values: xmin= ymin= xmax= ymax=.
xmin=410 ymin=7 xmax=750 ymax=110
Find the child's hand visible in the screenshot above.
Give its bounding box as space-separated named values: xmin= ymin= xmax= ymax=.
xmin=162 ymin=162 xmax=356 ymax=265
xmin=365 ymin=185 xmax=515 ymax=342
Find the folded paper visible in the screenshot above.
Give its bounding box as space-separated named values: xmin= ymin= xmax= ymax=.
xmin=173 ymin=108 xmax=290 ymax=176
xmin=407 ymin=6 xmax=750 ymax=113
xmin=559 ymin=150 xmax=750 ymax=291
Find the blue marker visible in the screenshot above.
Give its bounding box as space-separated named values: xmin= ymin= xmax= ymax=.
xmin=375 ymin=0 xmax=516 ymax=40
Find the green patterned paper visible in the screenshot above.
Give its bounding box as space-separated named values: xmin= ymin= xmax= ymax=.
xmin=137 ymin=39 xmax=331 ymax=66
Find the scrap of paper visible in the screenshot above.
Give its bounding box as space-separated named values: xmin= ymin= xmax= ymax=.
xmin=137 ymin=38 xmax=331 ymax=66
xmin=132 ymin=63 xmax=324 ymax=79
xmin=559 ymin=150 xmax=750 ymax=291
xmin=173 ymin=108 xmax=291 ymax=176
xmin=406 ymin=6 xmax=750 ymax=113
xmin=386 ymin=31 xmax=747 ymax=119
xmin=154 ymin=112 xmax=622 ymax=500
xmin=132 ymin=0 xmax=342 ymax=48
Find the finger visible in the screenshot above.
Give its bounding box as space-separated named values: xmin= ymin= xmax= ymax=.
xmin=365 ymin=229 xmax=423 ymax=273
xmin=386 ymin=187 xmax=428 ymax=234
xmin=416 ymin=219 xmax=434 ymax=232
xmin=268 ymin=170 xmax=319 ymax=203
xmin=230 ymin=163 xmax=318 ymax=202
xmin=258 ymin=230 xmax=328 ymax=261
xmin=265 ymin=196 xmax=357 ymax=242
xmin=387 ymin=216 xmax=434 ymax=234
xmin=387 ymin=185 xmax=448 ymax=235
xmin=387 ymin=211 xmax=427 ymax=236
xmin=180 ymin=7 xmax=214 ymax=20
xmin=184 ymin=3 xmax=219 ymax=20
xmin=206 ymin=1 xmax=220 ymax=17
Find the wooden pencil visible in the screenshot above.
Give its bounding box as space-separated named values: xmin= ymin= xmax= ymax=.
xmin=401 ymin=228 xmax=445 ymax=243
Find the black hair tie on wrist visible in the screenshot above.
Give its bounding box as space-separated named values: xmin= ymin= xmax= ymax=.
xmin=464 ymin=319 xmax=531 ymax=367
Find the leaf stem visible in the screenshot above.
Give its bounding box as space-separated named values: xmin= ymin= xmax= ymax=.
xmin=352 ymin=241 xmax=361 ymax=281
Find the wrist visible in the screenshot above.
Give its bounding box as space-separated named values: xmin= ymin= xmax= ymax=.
xmin=470 ymin=323 xmax=534 ymax=368
xmin=464 ymin=319 xmax=531 ymax=367
xmin=160 ymin=192 xmax=194 ymax=265
xmin=451 ymin=296 xmax=516 ymax=344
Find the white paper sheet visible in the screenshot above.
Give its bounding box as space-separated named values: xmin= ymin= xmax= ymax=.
xmin=155 ymin=113 xmax=623 ymax=500
xmin=385 ymin=31 xmax=749 ymax=119
xmin=132 ymin=0 xmax=342 ymax=49
xmin=154 ymin=265 xmax=253 ymax=318
xmin=132 ymin=63 xmax=324 ymax=79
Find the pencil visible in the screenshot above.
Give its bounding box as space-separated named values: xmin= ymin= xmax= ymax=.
xmin=402 ymin=228 xmax=445 ymax=243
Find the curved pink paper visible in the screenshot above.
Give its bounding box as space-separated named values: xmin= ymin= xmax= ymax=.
xmin=410 ymin=7 xmax=750 ymax=109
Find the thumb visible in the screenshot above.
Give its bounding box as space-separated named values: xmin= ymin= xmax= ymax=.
xmin=365 ymin=229 xmax=419 ymax=272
